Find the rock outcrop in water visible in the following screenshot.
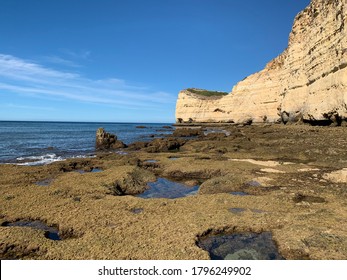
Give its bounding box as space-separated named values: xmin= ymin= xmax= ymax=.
xmin=176 ymin=0 xmax=347 ymax=125
xmin=95 ymin=128 xmax=126 ymax=150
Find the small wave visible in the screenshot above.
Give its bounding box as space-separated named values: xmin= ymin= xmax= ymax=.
xmin=14 ymin=153 xmax=97 ymax=166
xmin=16 ymin=154 xmax=65 ymax=166
xmin=70 ymin=155 xmax=96 ymax=159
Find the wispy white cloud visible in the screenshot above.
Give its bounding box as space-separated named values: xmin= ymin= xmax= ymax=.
xmin=60 ymin=49 xmax=91 ymax=60
xmin=0 ymin=54 xmax=78 ymax=82
xmin=41 ymin=55 xmax=81 ymax=68
xmin=0 ymin=53 xmax=176 ymax=110
xmin=3 ymin=103 xmax=56 ymax=111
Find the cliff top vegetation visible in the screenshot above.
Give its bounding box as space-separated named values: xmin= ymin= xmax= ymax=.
xmin=186 ymin=88 xmax=229 ymax=97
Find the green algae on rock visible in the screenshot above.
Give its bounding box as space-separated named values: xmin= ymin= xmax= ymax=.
xmin=1 ymin=124 xmax=347 ymax=259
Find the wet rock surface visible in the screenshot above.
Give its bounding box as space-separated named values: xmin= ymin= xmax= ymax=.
xmin=172 ymin=128 xmax=203 ymax=137
xmin=105 ymin=167 xmax=156 ymax=195
xmin=128 ymin=137 xmax=186 ymax=153
xmin=199 ymin=174 xmax=248 ymax=195
xmin=145 ymin=137 xmax=186 ymax=153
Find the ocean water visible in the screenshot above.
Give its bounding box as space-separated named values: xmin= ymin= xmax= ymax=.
xmin=0 ymin=121 xmax=173 ymax=165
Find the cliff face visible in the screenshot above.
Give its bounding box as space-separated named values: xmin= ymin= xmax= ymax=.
xmin=176 ymin=0 xmax=347 ymax=125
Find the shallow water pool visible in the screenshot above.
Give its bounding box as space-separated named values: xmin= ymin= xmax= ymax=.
xmin=137 ymin=178 xmax=199 ymax=199
xmin=2 ymin=220 xmax=61 ymax=241
xmin=197 ymin=232 xmax=284 ymax=260
xmin=231 ymin=191 xmax=249 ymax=196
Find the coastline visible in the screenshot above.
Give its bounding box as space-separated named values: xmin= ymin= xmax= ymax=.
xmin=0 ymin=121 xmax=173 ymax=165
xmin=1 ymin=124 xmax=347 ymax=259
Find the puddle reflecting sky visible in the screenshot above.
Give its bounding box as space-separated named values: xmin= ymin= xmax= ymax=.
xmin=137 ymin=178 xmax=199 ymax=199
xmin=231 ymin=191 xmax=249 ymax=196
xmin=35 ymin=179 xmax=52 ymax=186
xmin=3 ymin=220 xmax=61 ymax=241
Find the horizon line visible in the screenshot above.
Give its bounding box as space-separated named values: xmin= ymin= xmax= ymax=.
xmin=0 ymin=119 xmax=174 ymax=124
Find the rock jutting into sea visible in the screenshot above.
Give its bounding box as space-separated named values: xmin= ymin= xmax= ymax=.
xmin=176 ymin=0 xmax=347 ymax=125
xmin=95 ymin=128 xmax=126 ymax=150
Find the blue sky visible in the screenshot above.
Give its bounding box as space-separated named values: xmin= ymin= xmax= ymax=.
xmin=0 ymin=0 xmax=310 ymax=123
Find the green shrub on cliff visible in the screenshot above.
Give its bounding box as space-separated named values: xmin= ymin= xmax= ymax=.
xmin=186 ymin=88 xmax=229 ymax=97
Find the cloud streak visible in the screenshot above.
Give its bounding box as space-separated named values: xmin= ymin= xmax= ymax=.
xmin=2 ymin=103 xmax=56 ymax=111
xmin=0 ymin=54 xmax=176 ymax=110
xmin=41 ymin=55 xmax=81 ymax=68
xmin=60 ymin=49 xmax=91 ymax=60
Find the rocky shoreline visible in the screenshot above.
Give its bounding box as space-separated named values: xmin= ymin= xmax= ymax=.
xmin=1 ymin=124 xmax=347 ymax=259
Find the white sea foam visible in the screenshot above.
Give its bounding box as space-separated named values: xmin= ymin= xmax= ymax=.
xmin=71 ymin=155 xmax=96 ymax=159
xmin=16 ymin=154 xmax=65 ymax=166
xmin=14 ymin=153 xmax=97 ymax=166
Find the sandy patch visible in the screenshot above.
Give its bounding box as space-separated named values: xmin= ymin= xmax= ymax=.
xmin=229 ymin=159 xmax=293 ymax=167
xmin=298 ymin=168 xmax=320 ymax=172
xmin=260 ymin=168 xmax=286 ymax=174
xmin=323 ymin=168 xmax=347 ymax=183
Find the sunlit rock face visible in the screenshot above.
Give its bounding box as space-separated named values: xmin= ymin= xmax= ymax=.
xmin=176 ymin=0 xmax=347 ymax=125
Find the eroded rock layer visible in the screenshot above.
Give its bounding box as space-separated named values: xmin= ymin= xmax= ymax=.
xmin=176 ymin=0 xmax=347 ymax=125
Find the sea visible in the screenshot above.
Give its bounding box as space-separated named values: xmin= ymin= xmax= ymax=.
xmin=0 ymin=121 xmax=173 ymax=166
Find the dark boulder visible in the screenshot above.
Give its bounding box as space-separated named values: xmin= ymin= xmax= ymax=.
xmin=172 ymin=128 xmax=203 ymax=137
xmin=105 ymin=168 xmax=156 ymax=195
xmin=128 ymin=136 xmax=186 ymax=153
xmin=127 ymin=141 xmax=149 ymax=151
xmin=145 ymin=137 xmax=186 ymax=153
xmin=204 ymin=132 xmax=227 ymax=140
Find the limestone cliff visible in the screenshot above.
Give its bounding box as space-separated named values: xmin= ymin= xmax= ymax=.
xmin=176 ymin=0 xmax=347 ymax=125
